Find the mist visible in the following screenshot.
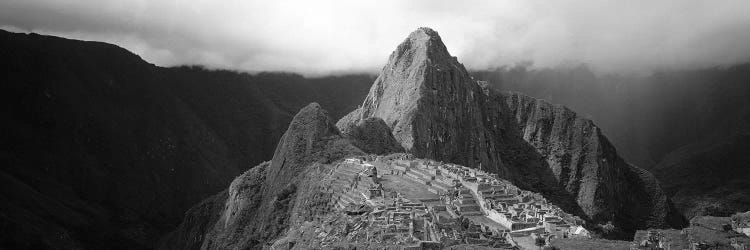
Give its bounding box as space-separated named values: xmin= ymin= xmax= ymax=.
xmin=2 ymin=0 xmax=750 ymax=75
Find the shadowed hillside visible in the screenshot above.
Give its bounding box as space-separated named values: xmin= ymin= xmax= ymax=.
xmin=0 ymin=30 xmax=372 ymax=249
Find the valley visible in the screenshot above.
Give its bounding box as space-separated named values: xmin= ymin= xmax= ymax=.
xmin=2 ymin=19 xmax=749 ymax=250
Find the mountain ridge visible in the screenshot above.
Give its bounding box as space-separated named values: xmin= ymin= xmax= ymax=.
xmin=504 ymin=91 xmax=685 ymax=233
xmin=472 ymin=62 xmax=750 ymax=219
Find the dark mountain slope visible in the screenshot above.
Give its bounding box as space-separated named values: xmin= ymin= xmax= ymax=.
xmin=652 ymin=133 xmax=750 ymax=218
xmin=650 ymin=98 xmax=750 ymax=218
xmin=0 ymin=30 xmax=371 ymax=249
xmin=0 ymin=30 xmax=239 ymax=249
xmin=162 ymin=67 xmax=373 ymax=171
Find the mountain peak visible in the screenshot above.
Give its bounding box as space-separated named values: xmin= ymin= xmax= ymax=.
xmin=387 ymin=27 xmax=456 ymax=70
xmin=407 ymin=27 xmax=441 ymax=40
xmin=354 ymin=27 xmax=486 ymax=162
xmin=265 ymin=102 xmax=361 ymax=187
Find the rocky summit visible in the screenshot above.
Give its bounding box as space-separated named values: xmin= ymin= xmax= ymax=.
xmin=341 ymin=28 xmax=508 ymax=173
xmin=337 ymin=116 xmax=405 ymax=155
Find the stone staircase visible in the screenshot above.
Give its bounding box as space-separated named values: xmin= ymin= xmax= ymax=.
xmin=330 ymin=163 xmax=371 ymax=209
xmin=403 ymin=167 xmax=455 ymax=194
xmin=454 ymin=188 xmax=483 ymax=216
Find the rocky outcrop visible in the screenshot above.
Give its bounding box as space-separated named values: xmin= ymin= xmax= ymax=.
xmin=337 ymin=112 xmax=404 ymax=154
xmin=338 ymin=27 xmax=684 ymax=237
xmin=160 ymin=103 xmax=363 ymax=249
xmin=504 ymin=92 xmax=686 ymax=235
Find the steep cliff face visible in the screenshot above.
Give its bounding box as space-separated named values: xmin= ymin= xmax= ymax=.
xmin=160 ymin=103 xmax=363 ymax=249
xmin=504 ymin=92 xmax=686 ymax=234
xmin=339 ymin=27 xmax=684 ymax=236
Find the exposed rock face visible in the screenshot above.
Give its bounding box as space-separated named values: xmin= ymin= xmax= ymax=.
xmin=159 ymin=103 xmax=363 ymax=249
xmin=504 ymin=92 xmax=686 ymax=235
xmin=337 ymin=112 xmax=404 ymax=154
xmin=349 ymin=27 xmax=516 ymax=176
xmin=339 ymin=27 xmax=684 ymax=236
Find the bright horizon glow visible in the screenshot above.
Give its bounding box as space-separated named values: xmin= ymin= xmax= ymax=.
xmin=2 ymin=0 xmax=750 ymax=76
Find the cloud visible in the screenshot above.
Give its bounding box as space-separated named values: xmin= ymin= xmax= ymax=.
xmin=2 ymin=0 xmax=750 ymax=75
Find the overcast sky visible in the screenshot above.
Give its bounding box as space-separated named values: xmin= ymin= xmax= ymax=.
xmin=2 ymin=0 xmax=750 ymax=75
